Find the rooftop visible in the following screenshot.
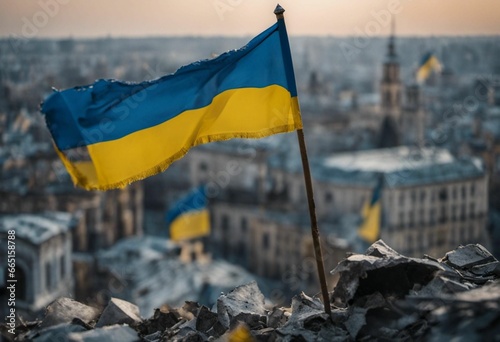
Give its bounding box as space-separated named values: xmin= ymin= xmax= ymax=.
xmin=315 ymin=146 xmax=485 ymax=188
xmin=322 ymin=147 xmax=453 ymax=173
xmin=0 ymin=212 xmax=77 ymax=245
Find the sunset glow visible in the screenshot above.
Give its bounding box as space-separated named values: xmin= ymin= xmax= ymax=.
xmin=1 ymin=0 xmax=500 ymax=38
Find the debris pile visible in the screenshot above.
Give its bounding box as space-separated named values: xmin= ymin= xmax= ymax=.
xmin=3 ymin=240 xmax=499 ymax=341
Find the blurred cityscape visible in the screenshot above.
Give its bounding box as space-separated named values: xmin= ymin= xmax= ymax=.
xmin=1 ymin=28 xmax=500 ymax=322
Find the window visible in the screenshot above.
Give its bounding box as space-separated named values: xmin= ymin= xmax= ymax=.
xmin=420 ymin=190 xmax=426 ymax=203
xmin=45 ymin=262 xmax=52 ymax=291
xmin=399 ymin=212 xmax=405 ymax=226
xmin=409 ymin=212 xmax=414 ymax=228
xmin=399 ymin=193 xmax=405 ymax=206
xmin=438 ymin=188 xmax=448 ymax=201
xmin=221 ymin=215 xmax=230 ymax=258
xmin=199 ymin=162 xmax=208 ymax=171
xmin=461 ymin=185 xmax=467 ymax=199
xmin=452 ymin=205 xmax=457 ymax=221
xmin=241 ymin=217 xmax=247 ymax=234
xmin=470 ymin=203 xmax=476 ymax=218
xmin=430 ymin=209 xmax=436 ymax=226
xmin=221 ymin=215 xmax=229 ymax=232
xmin=452 ymin=187 xmax=457 ymax=199
xmin=262 ymin=233 xmax=270 ymax=250
xmin=60 ymin=255 xmax=65 ymax=279
xmin=440 ymin=206 xmax=447 ymax=223
xmin=470 ymin=183 xmax=476 ymax=196
xmin=411 ymin=190 xmax=416 ymax=203
xmin=460 ymin=204 xmax=466 ymax=221
xmin=385 ymin=90 xmax=391 ymax=105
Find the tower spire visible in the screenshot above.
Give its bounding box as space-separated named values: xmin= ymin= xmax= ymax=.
xmin=388 ymin=15 xmax=396 ymax=58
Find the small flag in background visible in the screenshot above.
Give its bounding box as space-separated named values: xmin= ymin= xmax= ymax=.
xmin=166 ymin=186 xmax=210 ymax=242
xmin=41 ymin=21 xmax=302 ymax=191
xmin=416 ymin=52 xmax=442 ymax=83
xmin=358 ymin=177 xmax=384 ymax=243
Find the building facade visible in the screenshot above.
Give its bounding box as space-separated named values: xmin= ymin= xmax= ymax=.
xmin=309 ymin=147 xmax=489 ymax=258
xmin=0 ymin=212 xmax=75 ymax=320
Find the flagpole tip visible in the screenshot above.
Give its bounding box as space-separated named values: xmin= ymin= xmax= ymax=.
xmin=274 ymin=4 xmax=285 ymax=19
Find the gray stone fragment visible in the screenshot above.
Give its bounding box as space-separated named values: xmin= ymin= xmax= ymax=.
xmin=33 ymin=323 xmax=87 ymax=342
xmin=285 ymin=292 xmax=326 ymax=327
xmin=344 ymin=306 xmax=366 ymax=338
xmin=277 ymin=292 xmax=330 ymax=340
xmin=365 ymin=239 xmax=403 ymax=258
xmin=40 ymin=298 xmax=100 ymax=329
xmin=252 ymin=327 xmax=277 ymax=342
xmin=195 ymin=306 xmax=218 ymax=333
xmin=443 ymin=244 xmax=495 ymax=269
xmin=143 ymin=331 xmax=161 ymax=342
xmin=143 ymin=308 xmax=180 ymax=334
xmin=414 ymin=275 xmax=470 ymax=297
xmin=267 ymin=307 xmax=287 ymax=329
xmin=96 ymin=297 xmax=142 ymax=328
xmin=216 ymin=281 xmax=266 ymax=329
xmin=67 ymin=324 xmax=140 ymax=342
xmin=175 ymin=326 xmax=207 ymax=342
xmin=331 ymin=240 xmax=444 ymax=304
xmin=206 ymin=320 xmax=227 ymax=339
xmin=470 ymin=261 xmax=500 ymax=276
xmin=229 ymin=312 xmax=265 ymax=330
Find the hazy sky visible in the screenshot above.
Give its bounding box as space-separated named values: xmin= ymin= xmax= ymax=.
xmin=1 ymin=0 xmax=500 ymax=38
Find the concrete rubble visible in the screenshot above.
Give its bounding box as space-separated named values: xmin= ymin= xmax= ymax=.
xmin=3 ymin=240 xmax=499 ymax=341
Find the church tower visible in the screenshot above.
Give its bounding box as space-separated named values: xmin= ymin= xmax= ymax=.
xmin=378 ymin=18 xmax=402 ymax=148
xmin=401 ymin=84 xmax=425 ymax=146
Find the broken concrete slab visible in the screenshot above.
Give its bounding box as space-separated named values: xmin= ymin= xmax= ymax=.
xmin=284 ymin=292 xmax=326 ymax=327
xmin=216 ymin=281 xmax=266 ymax=329
xmin=412 ymin=275 xmax=470 ymax=298
xmin=331 ymin=240 xmax=444 ymax=305
xmin=440 ymin=244 xmax=500 ymax=284
xmin=95 ymin=297 xmax=142 ymax=328
xmin=39 ymin=298 xmax=100 ymax=329
xmin=442 ymin=244 xmax=495 ymax=269
xmin=195 ymin=306 xmax=218 ymax=333
xmin=140 ymin=307 xmax=180 ymax=335
xmin=266 ymin=307 xmax=287 ymax=329
xmin=277 ymin=292 xmax=332 ymax=340
xmin=67 ymin=324 xmax=140 ymax=342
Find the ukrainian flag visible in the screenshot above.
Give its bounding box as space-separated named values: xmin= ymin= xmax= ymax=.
xmin=41 ymin=20 xmax=302 ymax=190
xmin=416 ymin=52 xmax=442 ymax=83
xmin=358 ymin=177 xmax=383 ymax=243
xmin=166 ymin=186 xmax=210 ymax=242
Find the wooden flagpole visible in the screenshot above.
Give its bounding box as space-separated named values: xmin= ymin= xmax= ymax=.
xmin=274 ymin=4 xmax=332 ymax=316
